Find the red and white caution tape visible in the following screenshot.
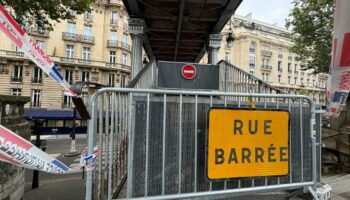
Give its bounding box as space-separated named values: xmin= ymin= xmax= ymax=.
xmin=0 ymin=5 xmax=77 ymax=96
xmin=0 ymin=125 xmax=98 ymax=174
xmin=327 ymin=0 xmax=350 ymax=117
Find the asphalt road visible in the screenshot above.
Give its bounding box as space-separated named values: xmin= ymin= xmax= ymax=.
xmin=24 ymin=137 xmax=87 ymax=200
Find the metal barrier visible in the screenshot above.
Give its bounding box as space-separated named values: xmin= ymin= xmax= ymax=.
xmin=85 ymin=88 xmax=321 ymax=200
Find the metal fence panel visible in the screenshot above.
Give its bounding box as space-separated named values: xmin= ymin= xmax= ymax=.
xmin=85 ymin=88 xmax=321 ymax=200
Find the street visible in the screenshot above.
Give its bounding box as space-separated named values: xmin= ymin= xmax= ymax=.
xmin=24 ymin=137 xmax=87 ymax=200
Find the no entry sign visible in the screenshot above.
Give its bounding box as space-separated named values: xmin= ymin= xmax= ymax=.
xmin=181 ymin=64 xmax=197 ymax=79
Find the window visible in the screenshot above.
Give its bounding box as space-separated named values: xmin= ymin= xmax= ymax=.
xmin=278 ymin=75 xmax=281 ymax=83
xmin=67 ymin=23 xmax=76 ymax=37
xmin=33 ymin=67 xmax=42 ymax=83
xmin=288 ymin=76 xmax=291 ymax=84
xmin=123 ymin=18 xmax=128 ymax=29
xmin=278 ymin=61 xmax=282 ymax=72
xmin=82 ymin=47 xmax=91 ymax=60
xmin=249 ymin=69 xmax=255 ymax=75
xmin=109 ymin=51 xmax=116 ymax=63
xmin=82 ymin=71 xmax=89 ymax=82
xmin=121 ymin=53 xmax=128 ymax=65
xmin=83 ymin=26 xmax=93 ymax=41
xmin=65 ymin=70 xmax=73 ymax=84
xmin=301 ymin=78 xmax=304 ymax=85
xmin=12 ymin=65 xmax=23 ymax=82
xmin=122 ymin=33 xmax=128 ymax=48
xmin=249 ymin=42 xmax=256 ymax=68
xmin=108 ymin=73 xmax=115 ymax=87
xmin=225 ymin=52 xmax=230 ymax=62
xmin=313 ymin=79 xmax=315 ymax=86
xmin=294 ymin=77 xmax=297 ymax=85
xmin=278 ymin=48 xmax=283 ymax=59
xmin=32 ymin=90 xmax=41 ymax=108
xmin=121 ymin=74 xmax=126 ymax=87
xmin=36 ymin=40 xmax=45 ymax=50
xmin=111 ymin=11 xmax=118 ymax=24
xmin=82 ymin=92 xmax=89 ymax=105
xmin=288 ymin=63 xmax=292 ymax=72
xmin=110 ymin=31 xmax=117 ymax=41
xmin=63 ymin=95 xmax=73 ymax=108
xmin=261 ymin=73 xmax=265 ymax=81
xmin=266 ymin=73 xmax=269 ymax=81
xmin=12 ymin=89 xmax=21 ymax=96
xmin=84 ymin=12 xmax=92 ymax=20
xmin=66 ymin=45 xmax=74 ymax=58
xmin=294 ymin=64 xmax=298 ymax=71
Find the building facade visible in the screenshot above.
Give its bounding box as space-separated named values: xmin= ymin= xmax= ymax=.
xmin=214 ymin=14 xmax=327 ymax=105
xmin=0 ymin=0 xmax=132 ymax=110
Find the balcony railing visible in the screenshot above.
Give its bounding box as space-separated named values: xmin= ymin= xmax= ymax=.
xmin=110 ymin=19 xmax=118 ymax=25
xmin=294 ymin=71 xmax=299 ymax=74
xmin=5 ymin=51 xmax=24 ymax=57
xmin=81 ymin=35 xmax=95 ymax=44
xmin=278 ymin=54 xmax=283 ymax=59
xmin=301 ymin=72 xmax=305 ymax=75
xmin=107 ymin=40 xmax=118 ymax=48
xmin=32 ymin=78 xmax=43 ymax=83
xmin=261 ymin=64 xmax=272 ymax=71
xmin=120 ymin=42 xmax=130 ymax=50
xmin=62 ymin=32 xmax=94 ymax=44
xmin=11 ymin=77 xmax=22 ymax=82
xmin=78 ymin=59 xmax=92 ymax=64
xmin=84 ymin=14 xmax=93 ymax=23
xmin=60 ymin=57 xmax=76 ymax=63
xmin=24 ymin=27 xmax=49 ymax=37
xmin=278 ymin=68 xmax=282 ymax=72
xmin=318 ymin=74 xmax=328 ymax=80
xmin=288 ymin=69 xmax=292 ymax=73
xmin=261 ymin=50 xmax=272 ymax=57
xmin=62 ymin=32 xmax=79 ymax=41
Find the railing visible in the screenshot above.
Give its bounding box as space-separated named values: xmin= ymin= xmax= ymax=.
xmin=62 ymin=32 xmax=79 ymax=41
xmin=218 ymin=60 xmax=287 ymax=95
xmin=85 ymin=88 xmax=321 ymax=200
xmin=261 ymin=50 xmax=272 ymax=57
xmin=295 ymin=71 xmax=299 ymax=74
xmin=278 ymin=54 xmax=283 ymax=59
xmin=128 ymin=59 xmax=157 ymax=88
xmin=24 ymin=27 xmax=49 ymax=37
xmin=107 ymin=40 xmax=118 ymax=48
xmin=120 ymin=42 xmax=130 ymax=50
xmin=0 ymin=50 xmax=25 ymax=57
xmin=62 ymin=32 xmax=95 ymax=44
xmin=84 ymin=14 xmax=93 ymax=23
xmin=260 ymin=64 xmax=272 ymax=71
xmin=11 ymin=77 xmax=22 ymax=82
xmin=110 ymin=19 xmax=118 ymax=25
xmin=31 ymin=78 xmax=42 ymax=83
xmin=78 ymin=59 xmax=92 ymax=64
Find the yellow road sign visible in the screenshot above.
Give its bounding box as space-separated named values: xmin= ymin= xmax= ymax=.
xmin=207 ymin=108 xmax=289 ymax=180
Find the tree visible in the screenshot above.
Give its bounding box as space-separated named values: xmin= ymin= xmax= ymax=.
xmin=0 ymin=0 xmax=92 ymax=30
xmin=286 ymin=0 xmax=335 ymax=74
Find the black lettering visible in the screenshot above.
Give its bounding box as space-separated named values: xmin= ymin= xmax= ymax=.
xmin=264 ymin=120 xmax=272 ymax=134
xmin=215 ymin=149 xmax=225 ymax=164
xmin=268 ymin=144 xmax=276 ymax=162
xmin=249 ymin=120 xmax=258 ymax=134
xmin=234 ymin=120 xmax=243 ymax=135
xmin=255 ymin=148 xmax=264 ymax=163
xmin=280 ymin=147 xmax=288 ymax=162
xmin=228 ymin=148 xmax=238 ymax=164
xmin=242 ymin=148 xmax=251 ymax=163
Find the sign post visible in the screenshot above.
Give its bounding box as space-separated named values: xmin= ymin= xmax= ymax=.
xmin=207 ymin=109 xmax=289 ymax=180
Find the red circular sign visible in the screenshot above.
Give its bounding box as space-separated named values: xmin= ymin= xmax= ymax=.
xmin=181 ymin=64 xmax=197 ymax=80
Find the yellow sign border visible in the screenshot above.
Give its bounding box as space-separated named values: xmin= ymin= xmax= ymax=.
xmin=206 ymin=108 xmax=290 ymax=180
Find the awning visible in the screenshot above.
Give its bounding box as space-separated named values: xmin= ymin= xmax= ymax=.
xmin=24 ymin=109 xmax=82 ymax=120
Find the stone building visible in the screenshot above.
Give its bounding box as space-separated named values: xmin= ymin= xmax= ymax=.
xmin=205 ymin=14 xmax=328 ymax=105
xmin=0 ymin=95 xmax=30 ymax=200
xmin=0 ymin=0 xmax=132 ymax=110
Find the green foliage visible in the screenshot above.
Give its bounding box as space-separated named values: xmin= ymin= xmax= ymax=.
xmin=286 ymin=0 xmax=335 ymax=74
xmin=0 ymin=0 xmax=92 ymax=30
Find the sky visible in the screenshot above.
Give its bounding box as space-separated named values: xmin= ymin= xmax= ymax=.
xmin=235 ymin=0 xmax=294 ymax=28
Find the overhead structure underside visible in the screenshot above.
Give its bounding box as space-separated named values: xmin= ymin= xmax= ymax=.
xmin=122 ymin=0 xmax=242 ymax=62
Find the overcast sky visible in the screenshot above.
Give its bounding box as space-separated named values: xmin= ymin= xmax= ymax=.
xmin=235 ymin=0 xmax=293 ymax=28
